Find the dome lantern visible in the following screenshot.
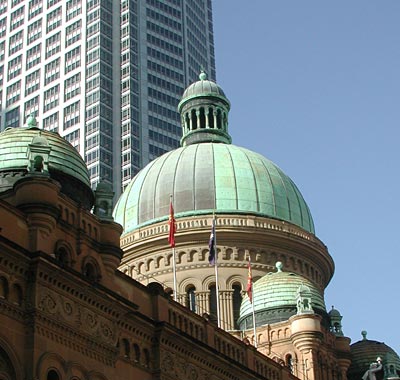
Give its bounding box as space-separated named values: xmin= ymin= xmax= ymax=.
xmin=178 ymin=71 xmax=232 ymax=146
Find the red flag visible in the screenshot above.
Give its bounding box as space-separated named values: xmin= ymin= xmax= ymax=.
xmin=168 ymin=201 xmax=176 ymax=247
xmin=246 ymin=256 xmax=253 ymax=303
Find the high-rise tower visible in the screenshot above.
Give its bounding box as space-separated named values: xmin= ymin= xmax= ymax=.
xmin=0 ymin=0 xmax=216 ymax=196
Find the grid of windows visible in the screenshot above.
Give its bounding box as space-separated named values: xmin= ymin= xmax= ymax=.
xmin=0 ymin=17 xmax=6 ymax=38
xmin=44 ymin=57 xmax=60 ymax=85
xmin=45 ymin=31 xmax=61 ymax=58
xmin=66 ymin=0 xmax=81 ymax=22
xmin=28 ymin=0 xmax=43 ymax=20
xmin=27 ymin=19 xmax=42 ymax=45
xmin=24 ymin=96 xmax=39 ymax=119
xmin=64 ymin=100 xmax=80 ymax=129
xmin=10 ymin=6 xmax=24 ymax=31
xmin=25 ymin=69 xmax=40 ymax=96
xmin=65 ymin=46 xmax=81 ymax=73
xmin=6 ymin=80 xmax=21 ymax=107
xmin=0 ymin=1 xmax=7 ymax=16
xmin=8 ymin=30 xmax=23 ymax=55
xmin=65 ymin=19 xmax=82 ymax=47
xmin=5 ymin=107 xmax=20 ymax=128
xmin=43 ymin=84 xmax=59 ymax=112
xmin=26 ymin=43 xmax=41 ymax=70
xmin=46 ymin=6 xmax=62 ymax=32
xmin=8 ymin=55 xmax=22 ymax=80
xmin=64 ymin=73 xmax=81 ymax=101
xmin=43 ymin=111 xmax=58 ymax=132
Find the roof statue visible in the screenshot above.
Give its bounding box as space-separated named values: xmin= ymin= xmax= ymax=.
xmin=362 ymin=357 xmax=383 ymax=380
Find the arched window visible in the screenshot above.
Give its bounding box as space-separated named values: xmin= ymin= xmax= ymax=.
xmin=47 ymin=369 xmax=60 ymax=380
xmin=83 ymin=261 xmax=98 ymax=282
xmin=55 ymin=247 xmax=71 ymax=267
xmin=122 ymin=338 xmax=130 ymax=358
xmin=0 ymin=277 xmax=9 ymax=299
xmin=286 ymin=354 xmax=294 ymax=373
xmin=199 ymin=107 xmax=206 ymax=128
xmin=133 ymin=344 xmax=140 ymax=363
xmin=216 ymin=109 xmax=222 ymax=129
xmin=186 ymin=286 xmax=196 ymax=312
xmin=209 ymin=284 xmax=217 ymax=323
xmin=208 ymin=108 xmax=214 ymax=128
xmin=232 ymin=284 xmax=242 ymax=329
xmin=191 ymin=109 xmax=197 ymax=130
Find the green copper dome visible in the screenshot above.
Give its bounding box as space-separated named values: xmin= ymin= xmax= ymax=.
xmin=348 ymin=332 xmax=400 ymax=379
xmin=114 ymin=73 xmax=314 ymax=235
xmin=0 ymin=124 xmax=93 ymax=208
xmin=113 ymin=143 xmax=314 ymax=234
xmin=238 ymin=263 xmax=325 ymax=329
xmin=180 ymin=71 xmax=227 ymax=102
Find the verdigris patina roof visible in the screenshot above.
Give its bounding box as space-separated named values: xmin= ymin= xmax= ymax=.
xmin=238 ymin=262 xmax=325 ymax=329
xmin=114 ymin=143 xmax=314 ymax=234
xmin=0 ymin=124 xmax=93 ymax=208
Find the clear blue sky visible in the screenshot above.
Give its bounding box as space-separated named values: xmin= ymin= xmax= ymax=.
xmin=212 ymin=1 xmax=400 ymax=353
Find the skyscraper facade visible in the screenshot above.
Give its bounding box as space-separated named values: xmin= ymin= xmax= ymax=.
xmin=0 ymin=0 xmax=216 ymax=196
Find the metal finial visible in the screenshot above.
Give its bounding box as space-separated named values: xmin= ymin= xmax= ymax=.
xmin=361 ymin=330 xmax=368 ymax=340
xmin=276 ymin=261 xmax=283 ymax=272
xmin=199 ymin=71 xmax=207 ymax=81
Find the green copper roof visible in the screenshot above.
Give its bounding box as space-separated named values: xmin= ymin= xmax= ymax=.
xmin=179 ymin=71 xmax=228 ymax=105
xmin=0 ymin=127 xmax=90 ymax=187
xmin=238 ymin=264 xmax=325 ymax=328
xmin=113 ymin=143 xmax=315 ymax=234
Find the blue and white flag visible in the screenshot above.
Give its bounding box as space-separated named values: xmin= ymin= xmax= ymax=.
xmin=208 ymin=218 xmax=216 ymax=265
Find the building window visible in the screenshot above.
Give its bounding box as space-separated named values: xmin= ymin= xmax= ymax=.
xmin=26 ymin=43 xmax=41 ymax=70
xmin=5 ymin=107 xmax=20 ymax=128
xmin=232 ymin=284 xmax=242 ymax=329
xmin=64 ymin=100 xmax=80 ymax=129
xmin=9 ymin=30 xmax=23 ymax=55
xmin=28 ymin=0 xmax=43 ymax=20
xmin=8 ymin=55 xmax=22 ymax=80
xmin=66 ymin=0 xmax=81 ymax=22
xmin=209 ymin=284 xmax=217 ymax=323
xmin=46 ymin=369 xmax=60 ymax=380
xmin=44 ymin=57 xmax=60 ymax=85
xmin=186 ymin=286 xmax=196 ymax=312
xmin=64 ymin=73 xmax=81 ymax=101
xmin=27 ymin=19 xmax=42 ymax=45
xmin=43 ymin=111 xmax=58 ymax=132
xmin=25 ymin=69 xmax=40 ymax=96
xmin=65 ymin=46 xmax=81 ymax=73
xmin=46 ymin=6 xmax=61 ymax=32
xmin=45 ymin=31 xmax=61 ymax=58
xmin=43 ymin=84 xmax=59 ymax=112
xmin=6 ymin=80 xmax=21 ymax=107
xmin=0 ymin=17 xmax=6 ymax=38
xmin=65 ymin=19 xmax=81 ymax=47
xmin=24 ymin=96 xmax=39 ymax=119
xmin=10 ymin=5 xmax=24 ymax=31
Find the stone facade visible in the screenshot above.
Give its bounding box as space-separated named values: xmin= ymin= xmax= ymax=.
xmin=0 ymin=174 xmax=296 ymax=380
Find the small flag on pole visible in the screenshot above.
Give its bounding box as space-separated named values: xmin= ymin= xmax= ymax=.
xmin=208 ymin=218 xmax=216 ymax=265
xmin=168 ymin=200 xmax=176 ymax=247
xmin=246 ymin=255 xmax=253 ymax=303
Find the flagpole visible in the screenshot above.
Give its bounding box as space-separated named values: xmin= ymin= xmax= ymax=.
xmin=214 ymin=214 xmax=221 ymax=328
xmin=170 ymin=195 xmax=178 ymax=301
xmin=248 ymin=254 xmax=257 ymax=347
xmin=251 ymin=295 xmax=257 ymax=348
xmin=172 ymin=246 xmax=177 ymax=301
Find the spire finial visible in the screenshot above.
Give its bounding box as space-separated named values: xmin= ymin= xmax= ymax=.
xmin=199 ymin=70 xmax=207 ymax=81
xmin=26 ymin=114 xmax=37 ymax=128
xmin=276 ymin=261 xmax=283 ymax=272
xmin=361 ymin=330 xmax=368 ymax=340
